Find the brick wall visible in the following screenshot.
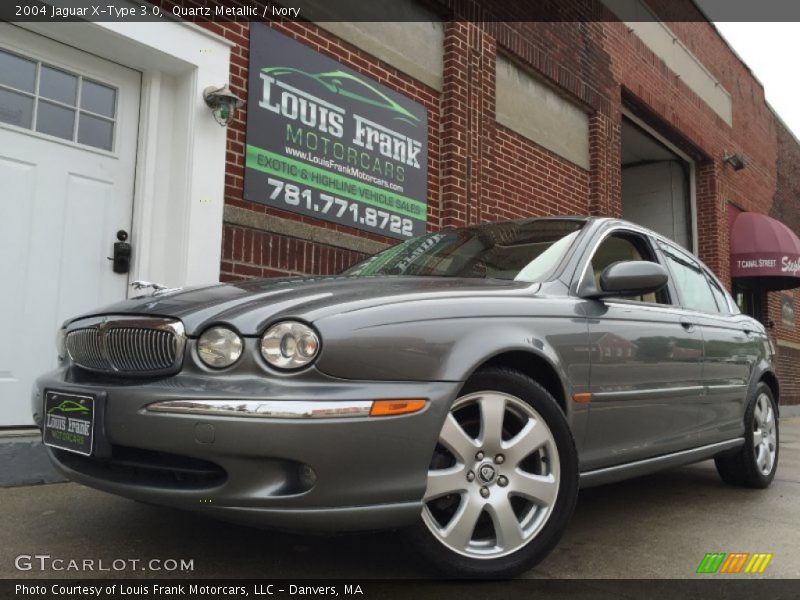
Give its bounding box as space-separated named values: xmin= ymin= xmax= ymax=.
xmin=193 ymin=6 xmax=800 ymax=403
xmin=770 ymin=120 xmax=800 ymax=403
xmin=220 ymin=224 xmax=368 ymax=280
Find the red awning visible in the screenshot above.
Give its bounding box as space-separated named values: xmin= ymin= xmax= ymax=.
xmin=730 ymin=212 xmax=800 ymax=290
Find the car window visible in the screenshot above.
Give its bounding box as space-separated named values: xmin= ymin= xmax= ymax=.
xmin=514 ymin=230 xmax=581 ymax=282
xmin=706 ymin=273 xmax=731 ymax=314
xmin=344 ymin=219 xmax=585 ymax=282
xmin=658 ymin=242 xmax=720 ymax=313
xmin=588 ymin=232 xmax=665 ymax=304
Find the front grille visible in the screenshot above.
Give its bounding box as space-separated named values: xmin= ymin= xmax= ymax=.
xmin=54 ymin=445 xmax=227 ymax=489
xmin=65 ymin=316 xmax=185 ymax=376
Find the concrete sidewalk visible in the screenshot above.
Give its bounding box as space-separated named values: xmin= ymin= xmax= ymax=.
xmin=1 ymin=418 xmax=798 ymax=579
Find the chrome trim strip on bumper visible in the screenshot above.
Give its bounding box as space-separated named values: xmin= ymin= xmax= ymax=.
xmin=579 ymin=438 xmax=744 ymax=488
xmin=146 ymin=399 xmax=374 ymax=419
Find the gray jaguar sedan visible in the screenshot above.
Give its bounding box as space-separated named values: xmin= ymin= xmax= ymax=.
xmin=33 ymin=216 xmax=779 ymax=578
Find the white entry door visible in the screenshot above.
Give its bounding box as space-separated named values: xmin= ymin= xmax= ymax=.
xmin=0 ymin=24 xmax=140 ymax=426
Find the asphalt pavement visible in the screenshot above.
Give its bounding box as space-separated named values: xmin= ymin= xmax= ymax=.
xmin=2 ymin=418 xmax=798 ymax=580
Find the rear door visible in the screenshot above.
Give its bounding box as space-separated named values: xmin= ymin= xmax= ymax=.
xmin=580 ymin=228 xmax=703 ymax=471
xmin=657 ymin=242 xmax=757 ymax=444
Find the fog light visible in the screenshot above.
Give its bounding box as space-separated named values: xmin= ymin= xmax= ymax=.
xmin=298 ymin=464 xmax=317 ymax=489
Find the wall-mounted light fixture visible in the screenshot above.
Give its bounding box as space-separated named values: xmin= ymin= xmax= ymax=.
xmin=203 ymin=85 xmax=244 ymax=127
xmin=722 ymin=151 xmax=747 ymax=171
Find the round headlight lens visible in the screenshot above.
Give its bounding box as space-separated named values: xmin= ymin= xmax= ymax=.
xmin=260 ymin=321 xmax=320 ymax=369
xmin=197 ymin=327 xmax=243 ymax=368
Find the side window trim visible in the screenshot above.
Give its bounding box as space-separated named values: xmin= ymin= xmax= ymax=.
xmin=657 ymin=240 xmax=721 ymax=314
xmin=651 ymin=242 xmax=683 ymax=308
xmin=703 ymin=268 xmax=734 ymax=315
xmin=576 ymin=227 xmax=673 ymax=306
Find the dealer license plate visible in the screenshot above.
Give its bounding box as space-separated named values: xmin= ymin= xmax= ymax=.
xmin=43 ymin=391 xmax=95 ymax=456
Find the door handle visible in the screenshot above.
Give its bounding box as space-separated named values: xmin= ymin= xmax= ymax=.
xmin=680 ymin=318 xmax=695 ymax=332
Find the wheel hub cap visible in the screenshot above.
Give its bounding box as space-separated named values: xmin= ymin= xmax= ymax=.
xmin=422 ymin=391 xmax=561 ymax=559
xmin=477 ymin=463 xmax=497 ymax=485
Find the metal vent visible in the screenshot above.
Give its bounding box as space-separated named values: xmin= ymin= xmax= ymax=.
xmin=65 ymin=317 xmax=185 ymax=376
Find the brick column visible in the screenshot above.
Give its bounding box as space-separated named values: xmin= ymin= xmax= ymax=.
xmin=696 ymin=160 xmax=729 ymax=286
xmin=588 ymin=105 xmax=621 ymax=217
xmin=440 ymin=21 xmax=496 ymax=228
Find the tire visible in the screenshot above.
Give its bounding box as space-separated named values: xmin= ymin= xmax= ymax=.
xmin=406 ymin=367 xmax=579 ymax=578
xmin=714 ymin=382 xmax=779 ymax=489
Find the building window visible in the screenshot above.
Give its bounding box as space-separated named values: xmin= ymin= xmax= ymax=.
xmin=0 ymin=48 xmax=117 ymax=151
xmin=735 ymin=287 xmax=766 ymax=324
xmin=495 ymin=55 xmax=590 ymax=170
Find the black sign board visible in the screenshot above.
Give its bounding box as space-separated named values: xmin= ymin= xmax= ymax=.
xmin=244 ymin=25 xmax=428 ymax=240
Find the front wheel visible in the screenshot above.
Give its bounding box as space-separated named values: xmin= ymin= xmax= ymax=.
xmin=715 ymin=382 xmax=779 ymax=488
xmin=406 ymin=368 xmax=578 ymax=578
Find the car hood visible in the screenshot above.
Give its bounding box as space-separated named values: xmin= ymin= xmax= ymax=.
xmin=67 ymin=276 xmax=538 ymax=336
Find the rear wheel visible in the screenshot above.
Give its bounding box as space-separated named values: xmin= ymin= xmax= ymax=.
xmin=407 ymin=368 xmax=578 ymax=578
xmin=715 ymin=382 xmax=779 ymax=488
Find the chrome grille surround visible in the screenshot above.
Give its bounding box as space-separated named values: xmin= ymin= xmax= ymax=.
xmin=65 ymin=316 xmax=185 ymax=376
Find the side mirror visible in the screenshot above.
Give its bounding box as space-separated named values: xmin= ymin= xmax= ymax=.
xmin=579 ymin=260 xmax=669 ymax=299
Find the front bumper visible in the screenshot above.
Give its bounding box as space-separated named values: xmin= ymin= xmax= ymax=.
xmin=32 ymin=366 xmax=461 ymax=532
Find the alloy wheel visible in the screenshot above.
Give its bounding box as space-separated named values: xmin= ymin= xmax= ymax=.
xmin=753 ymin=392 xmax=777 ymax=476
xmin=422 ymin=391 xmax=560 ymax=559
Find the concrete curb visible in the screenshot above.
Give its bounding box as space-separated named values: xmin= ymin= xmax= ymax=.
xmin=0 ymin=432 xmax=65 ymax=487
xmin=781 ymin=405 xmax=800 ymax=418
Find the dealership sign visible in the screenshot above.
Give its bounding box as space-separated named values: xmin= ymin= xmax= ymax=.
xmin=244 ymin=25 xmax=428 ymax=239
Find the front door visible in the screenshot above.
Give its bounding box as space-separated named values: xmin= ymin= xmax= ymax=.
xmin=580 ymin=230 xmax=704 ymax=471
xmin=0 ymin=24 xmax=140 ymax=425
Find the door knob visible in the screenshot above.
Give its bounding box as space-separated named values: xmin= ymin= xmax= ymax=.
xmin=107 ymin=230 xmax=131 ymax=274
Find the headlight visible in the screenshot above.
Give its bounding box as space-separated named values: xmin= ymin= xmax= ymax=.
xmin=56 ymin=328 xmax=66 ymax=360
xmin=260 ymin=321 xmax=320 ymax=369
xmin=197 ymin=326 xmax=243 ymax=368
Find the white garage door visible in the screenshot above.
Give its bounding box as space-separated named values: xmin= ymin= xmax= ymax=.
xmin=0 ymin=24 xmax=140 ymax=426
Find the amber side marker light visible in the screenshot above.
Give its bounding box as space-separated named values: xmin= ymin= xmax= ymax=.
xmin=572 ymin=393 xmax=592 ymax=403
xmin=370 ymin=399 xmax=427 ymax=417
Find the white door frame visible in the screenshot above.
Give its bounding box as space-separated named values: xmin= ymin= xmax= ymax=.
xmin=17 ymin=20 xmax=233 ymax=289
xmin=622 ymin=108 xmax=699 ymax=255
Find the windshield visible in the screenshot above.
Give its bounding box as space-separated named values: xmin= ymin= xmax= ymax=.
xmin=344 ymin=219 xmax=585 ymax=282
